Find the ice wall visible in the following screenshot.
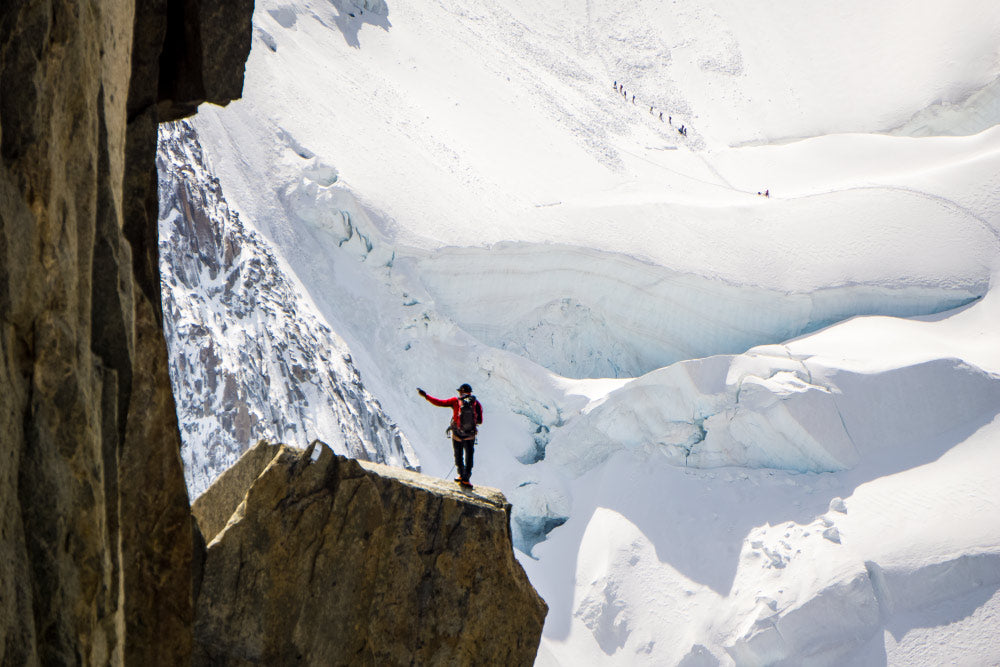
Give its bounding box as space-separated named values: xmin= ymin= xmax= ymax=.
xmin=891 ymin=75 xmax=1000 ymax=137
xmin=417 ymin=244 xmax=981 ymax=379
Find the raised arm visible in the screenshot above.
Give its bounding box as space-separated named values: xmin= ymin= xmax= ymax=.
xmin=418 ymin=388 xmax=454 ymax=408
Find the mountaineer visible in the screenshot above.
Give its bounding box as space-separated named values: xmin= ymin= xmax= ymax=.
xmin=418 ymin=384 xmax=483 ymax=487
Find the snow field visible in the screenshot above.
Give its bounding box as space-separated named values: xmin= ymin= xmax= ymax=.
xmin=524 ymin=413 xmax=1000 ymax=665
xmin=182 ymin=0 xmax=1000 ymax=663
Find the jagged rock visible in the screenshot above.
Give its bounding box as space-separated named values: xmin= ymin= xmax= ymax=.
xmin=193 ymin=441 xmax=547 ymax=666
xmin=157 ymin=120 xmax=418 ymax=496
xmin=0 ymin=0 xmax=252 ymax=663
xmin=192 ymin=440 xmax=285 ymax=543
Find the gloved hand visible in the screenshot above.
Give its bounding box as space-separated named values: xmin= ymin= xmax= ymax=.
xmin=417 ymin=388 xmax=426 ymax=397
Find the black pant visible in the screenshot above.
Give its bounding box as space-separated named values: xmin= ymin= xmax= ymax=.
xmin=453 ymin=436 xmax=475 ymax=481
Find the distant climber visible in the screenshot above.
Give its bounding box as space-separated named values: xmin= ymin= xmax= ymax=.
xmin=659 ymin=112 xmax=663 ymax=121
xmin=631 ymin=94 xmax=635 ymax=104
xmin=668 ymin=115 xmax=672 ymax=125
xmin=418 ymin=384 xmax=483 ymax=487
xmin=650 ymin=106 xmax=654 ymax=114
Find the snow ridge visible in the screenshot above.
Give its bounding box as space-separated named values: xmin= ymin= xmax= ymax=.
xmin=157 ymin=120 xmax=417 ymax=496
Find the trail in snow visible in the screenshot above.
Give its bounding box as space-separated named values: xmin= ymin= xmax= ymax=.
xmin=611 ymin=142 xmax=737 ymax=194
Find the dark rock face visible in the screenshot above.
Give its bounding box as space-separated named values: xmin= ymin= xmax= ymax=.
xmin=193 ymin=441 xmax=548 ymax=666
xmin=0 ymin=0 xmax=252 ymax=663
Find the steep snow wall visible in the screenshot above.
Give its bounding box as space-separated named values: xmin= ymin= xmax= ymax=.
xmin=542 ymin=283 xmax=1000 ymax=481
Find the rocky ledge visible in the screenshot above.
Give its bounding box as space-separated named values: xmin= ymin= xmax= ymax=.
xmin=192 ymin=441 xmax=547 ymax=666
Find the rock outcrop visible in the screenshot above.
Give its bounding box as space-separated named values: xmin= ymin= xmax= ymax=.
xmin=193 ymin=441 xmax=547 ymax=666
xmin=0 ymin=1 xmax=251 ymax=663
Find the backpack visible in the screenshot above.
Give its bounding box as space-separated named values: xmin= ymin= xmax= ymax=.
xmin=455 ymin=395 xmax=478 ymax=439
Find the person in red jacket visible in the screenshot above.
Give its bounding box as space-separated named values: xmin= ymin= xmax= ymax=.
xmin=418 ymin=383 xmax=483 ymax=486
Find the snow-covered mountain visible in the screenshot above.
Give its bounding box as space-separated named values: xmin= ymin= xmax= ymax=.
xmin=158 ymin=120 xmax=416 ymax=496
xmin=159 ymin=0 xmax=1000 ymax=663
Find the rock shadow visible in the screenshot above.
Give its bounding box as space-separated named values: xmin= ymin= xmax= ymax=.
xmin=324 ymin=0 xmax=391 ymax=49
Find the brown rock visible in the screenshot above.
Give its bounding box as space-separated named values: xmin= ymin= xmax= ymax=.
xmin=192 ymin=440 xmax=285 ymax=544
xmin=194 ymin=442 xmax=548 ymax=666
xmin=0 ymin=0 xmax=252 ymax=663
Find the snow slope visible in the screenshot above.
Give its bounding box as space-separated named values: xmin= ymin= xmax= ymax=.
xmin=161 ymin=0 xmax=1000 ymax=663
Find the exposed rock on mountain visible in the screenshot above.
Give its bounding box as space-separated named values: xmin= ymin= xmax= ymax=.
xmin=0 ymin=0 xmax=251 ymax=663
xmin=157 ymin=120 xmax=418 ymax=497
xmin=193 ymin=441 xmax=547 ymax=666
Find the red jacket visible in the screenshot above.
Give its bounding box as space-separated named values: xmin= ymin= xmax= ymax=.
xmin=423 ymin=393 xmax=483 ymax=431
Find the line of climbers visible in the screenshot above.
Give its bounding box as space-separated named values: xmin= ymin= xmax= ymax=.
xmin=613 ymin=80 xmax=687 ymax=137
xmin=613 ymin=80 xmax=770 ymax=196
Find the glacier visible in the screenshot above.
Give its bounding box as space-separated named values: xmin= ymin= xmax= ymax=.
xmin=156 ymin=0 xmax=1000 ymax=664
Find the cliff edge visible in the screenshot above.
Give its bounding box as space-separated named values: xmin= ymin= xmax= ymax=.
xmin=193 ymin=441 xmax=547 ymax=666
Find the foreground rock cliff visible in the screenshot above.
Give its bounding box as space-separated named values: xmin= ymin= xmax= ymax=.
xmin=192 ymin=441 xmax=547 ymax=666
xmin=0 ymin=1 xmax=249 ymax=663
